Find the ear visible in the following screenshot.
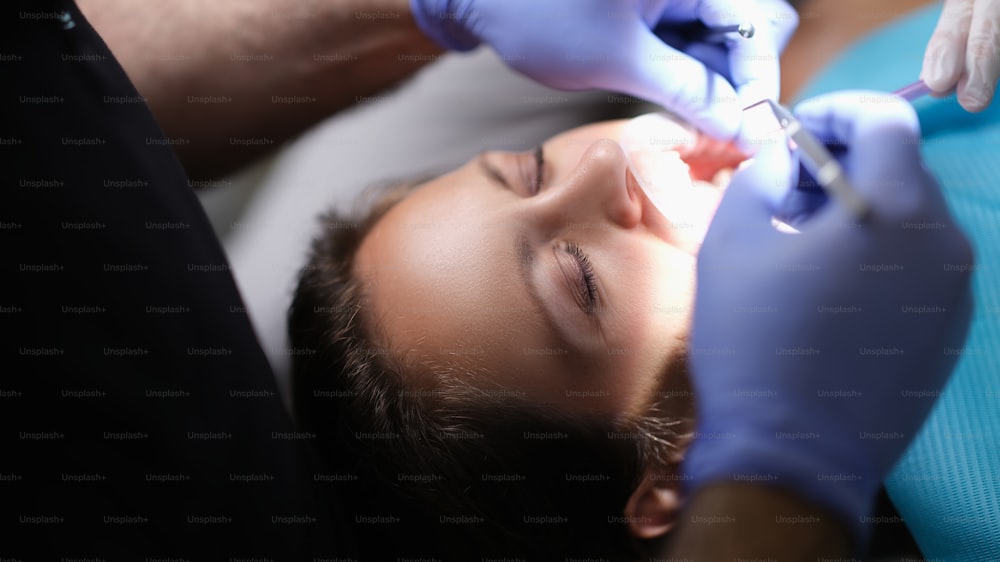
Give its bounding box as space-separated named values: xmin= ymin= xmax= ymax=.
xmin=623 ymin=469 xmax=682 ymax=539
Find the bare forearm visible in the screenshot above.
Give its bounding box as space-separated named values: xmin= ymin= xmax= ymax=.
xmin=78 ymin=0 xmax=444 ymax=179
xmin=663 ymin=483 xmax=854 ymax=561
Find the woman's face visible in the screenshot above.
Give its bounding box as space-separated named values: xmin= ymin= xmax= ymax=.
xmin=355 ymin=116 xmax=745 ymax=419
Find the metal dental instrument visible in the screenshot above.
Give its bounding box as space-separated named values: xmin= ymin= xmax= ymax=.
xmin=766 ymin=99 xmax=871 ymax=221
xmin=709 ymin=22 xmax=755 ymax=37
xmin=700 ymin=22 xmax=756 ymax=42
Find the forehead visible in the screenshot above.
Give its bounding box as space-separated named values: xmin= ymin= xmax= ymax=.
xmin=353 ymin=166 xmax=550 ymax=378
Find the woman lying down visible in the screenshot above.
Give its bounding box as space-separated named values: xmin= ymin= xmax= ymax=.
xmin=289 ymin=113 xmax=753 ymax=560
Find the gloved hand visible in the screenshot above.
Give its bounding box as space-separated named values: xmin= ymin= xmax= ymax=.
xmin=682 ymin=91 xmax=975 ymax=546
xmin=408 ymin=0 xmax=798 ymax=140
xmin=922 ymin=0 xmax=1000 ymax=112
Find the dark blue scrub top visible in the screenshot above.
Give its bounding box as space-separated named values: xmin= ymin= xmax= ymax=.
xmin=0 ymin=1 xmax=357 ymax=559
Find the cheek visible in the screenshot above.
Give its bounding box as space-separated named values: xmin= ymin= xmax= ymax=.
xmin=605 ymin=239 xmax=696 ymax=350
xmin=592 ymin=240 xmax=694 ymax=416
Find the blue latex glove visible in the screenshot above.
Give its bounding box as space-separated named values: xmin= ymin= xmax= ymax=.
xmin=922 ymin=0 xmax=1000 ymax=111
xmin=408 ymin=0 xmax=798 ymax=140
xmin=682 ymin=91 xmax=975 ymax=546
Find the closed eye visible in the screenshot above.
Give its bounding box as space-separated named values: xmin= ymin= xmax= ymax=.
xmin=532 ymin=145 xmax=545 ymax=194
xmin=479 ymin=146 xmax=544 ymax=197
xmin=564 ymin=242 xmax=598 ymax=314
xmin=518 ymin=145 xmax=545 ymax=195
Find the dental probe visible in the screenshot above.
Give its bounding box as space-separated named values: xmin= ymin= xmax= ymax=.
xmin=709 ymin=22 xmax=755 ymax=38
xmin=767 ymin=99 xmax=871 ymax=221
xmin=700 ymin=22 xmax=756 ymax=42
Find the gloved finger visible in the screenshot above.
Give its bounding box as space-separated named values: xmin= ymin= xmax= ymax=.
xmin=621 ymin=28 xmax=743 ymax=140
xmin=958 ymin=0 xmax=1000 ymax=111
xmin=681 ymin=41 xmax=731 ymax=81
xmin=922 ymin=0 xmax=973 ymax=93
xmin=775 ymin=160 xmax=838 ymax=227
xmin=758 ymin=0 xmax=800 ymax=53
xmin=726 ymin=1 xmax=799 ymax=105
xmin=695 ymin=0 xmax=773 ymax=101
xmin=793 ymin=91 xmax=927 ymax=219
xmin=703 ymin=142 xmax=792 ymax=245
xmin=651 ymin=23 xmax=733 ymax=78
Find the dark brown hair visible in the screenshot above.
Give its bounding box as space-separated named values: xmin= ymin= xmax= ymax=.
xmin=288 ymin=183 xmax=691 ymax=561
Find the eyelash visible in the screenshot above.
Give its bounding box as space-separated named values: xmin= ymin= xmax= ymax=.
xmin=526 ymin=145 xmax=544 ymax=195
xmin=565 ymin=242 xmax=598 ymax=313
xmin=533 ymin=145 xmax=545 ymax=193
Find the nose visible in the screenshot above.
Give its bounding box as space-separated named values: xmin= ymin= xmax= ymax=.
xmin=531 ymin=138 xmax=643 ymax=231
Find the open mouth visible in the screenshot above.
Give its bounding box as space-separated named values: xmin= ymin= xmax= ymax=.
xmin=619 ymin=112 xmax=748 ymax=254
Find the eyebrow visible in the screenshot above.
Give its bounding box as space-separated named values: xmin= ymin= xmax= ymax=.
xmin=515 ymin=234 xmax=576 ymax=353
xmin=478 ymin=154 xmax=509 ymax=189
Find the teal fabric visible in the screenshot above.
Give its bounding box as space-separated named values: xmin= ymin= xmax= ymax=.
xmin=794 ymin=4 xmax=1000 ymax=560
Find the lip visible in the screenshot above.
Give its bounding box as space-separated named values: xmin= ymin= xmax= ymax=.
xmin=626 ymin=164 xmax=676 ymax=245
